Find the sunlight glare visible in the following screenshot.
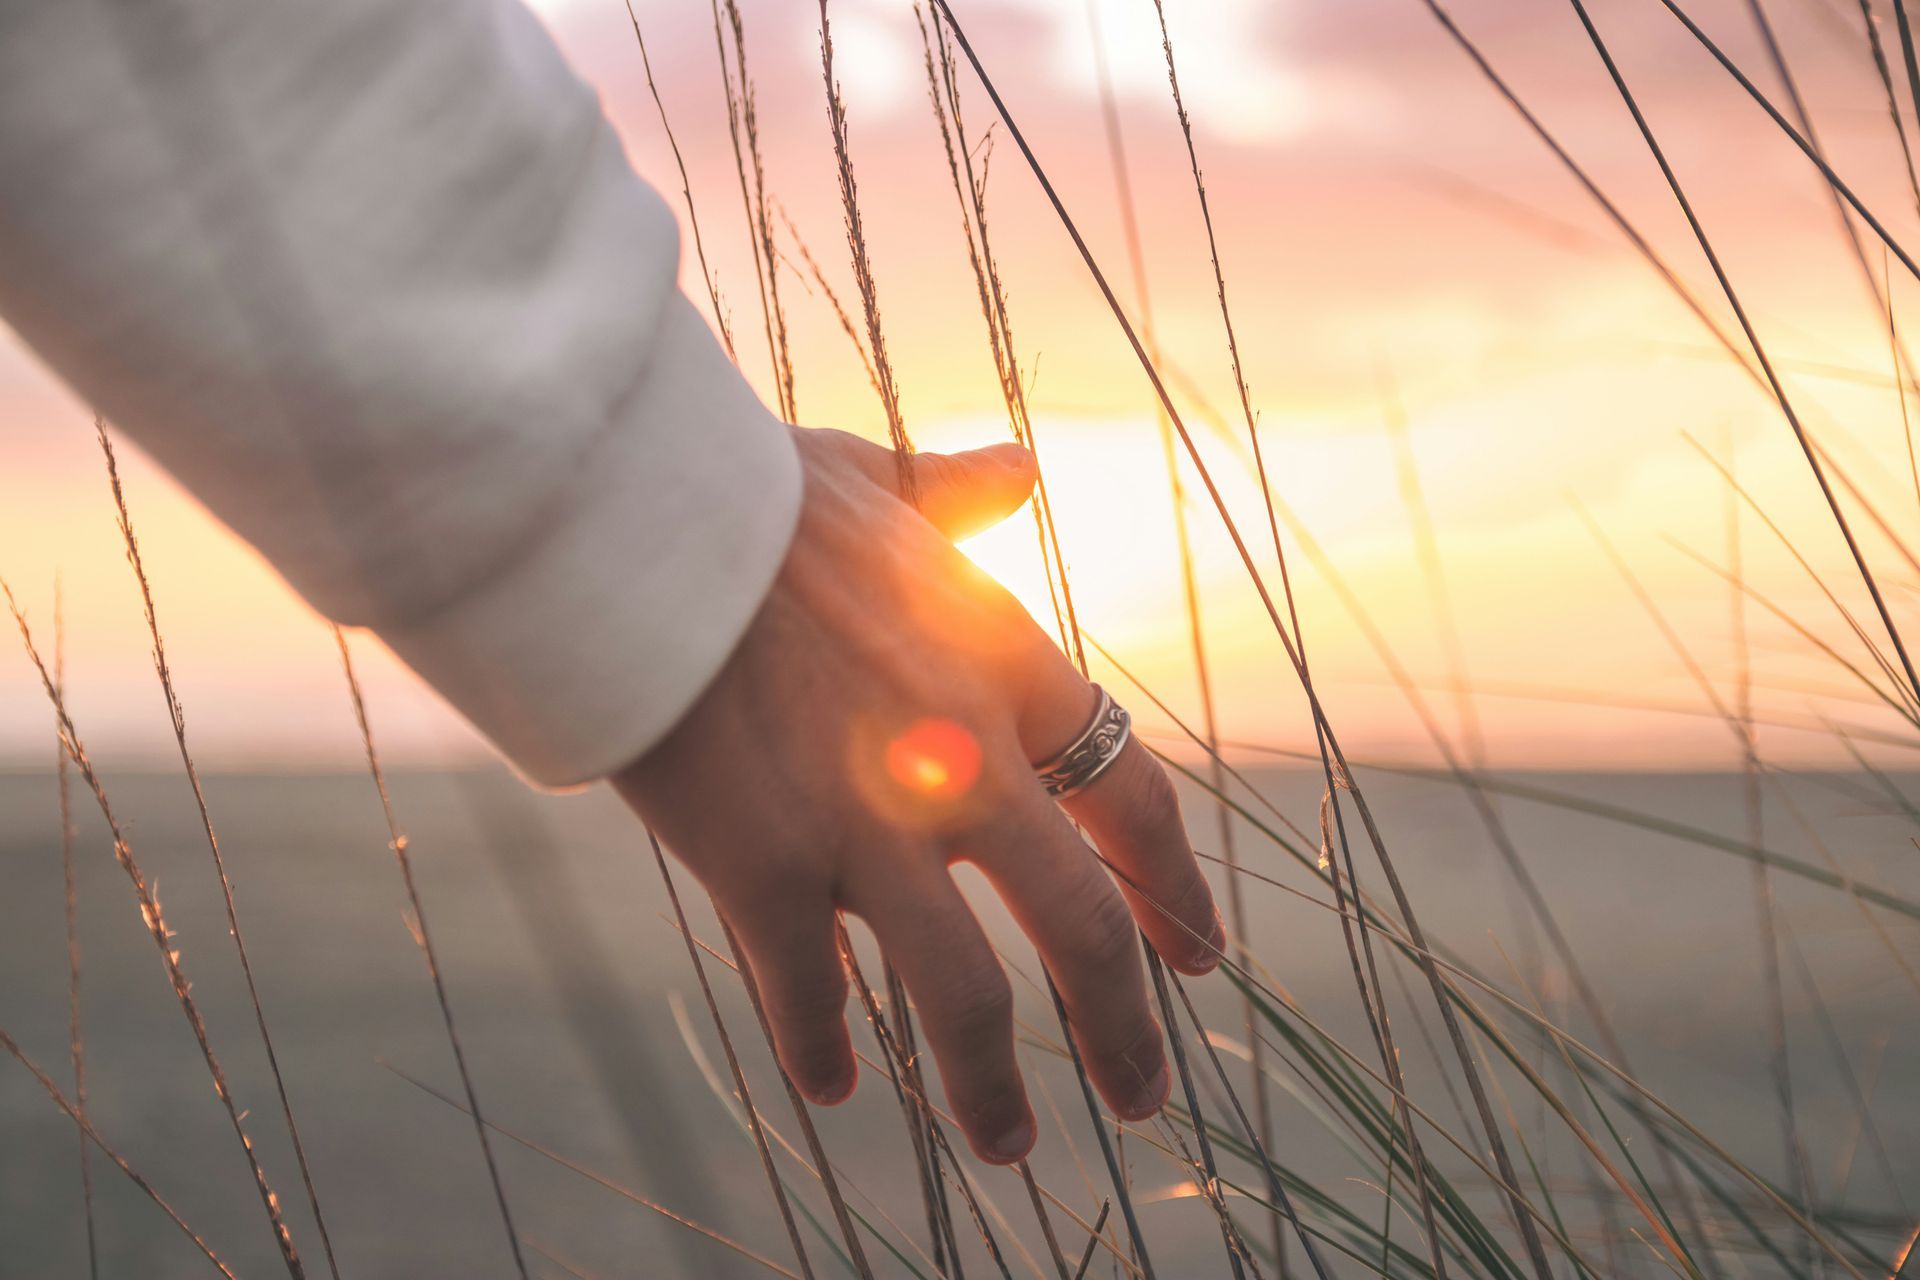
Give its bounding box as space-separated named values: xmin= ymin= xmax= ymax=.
xmin=885 ymin=717 xmax=982 ymax=802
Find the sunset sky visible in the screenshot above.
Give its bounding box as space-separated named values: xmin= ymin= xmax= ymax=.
xmin=5 ymin=0 xmax=1919 ymax=772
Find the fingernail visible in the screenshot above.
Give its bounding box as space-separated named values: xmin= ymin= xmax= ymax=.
xmin=813 ymin=1070 xmax=856 ymax=1106
xmin=1191 ymin=912 xmax=1226 ymax=972
xmin=986 ymin=1118 xmax=1036 ymax=1164
xmin=1126 ymin=1064 xmax=1171 ymax=1120
xmin=978 ymin=441 xmax=1034 ymax=473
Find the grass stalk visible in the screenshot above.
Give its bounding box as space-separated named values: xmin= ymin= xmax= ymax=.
xmin=1563 ymin=0 xmax=1920 ymax=765
xmin=457 ymin=776 xmax=724 ymax=1275
xmin=1894 ymin=0 xmax=1920 ymax=211
xmin=332 ymin=626 xmax=526 ymax=1280
xmin=624 ymin=0 xmax=732 ymax=359
xmin=1099 ymin=12 xmax=1293 ymax=1269
xmin=99 ymin=424 xmax=341 ymax=1280
xmin=1720 ymin=442 xmax=1815 ymax=1276
xmin=52 ymin=580 xmax=98 ymax=1280
xmin=717 ymin=914 xmax=876 ymax=1279
xmin=914 ymin=2 xmax=1084 ymax=670
xmin=924 ymin=12 xmax=1560 ymax=1263
xmin=0 ymin=1027 xmax=240 ymax=1280
xmin=383 ymin=1060 xmax=803 ymax=1279
xmin=650 ymin=836 xmax=817 ymax=1280
xmin=838 ymin=925 xmax=1011 ymax=1278
xmin=710 ymin=0 xmax=794 ymax=420
xmin=819 ymin=0 xmax=911 ymax=494
xmin=5 ymin=579 xmax=306 ymax=1278
xmin=1086 ymin=10 xmax=1456 ymax=1272
xmin=1652 ymin=0 xmax=1920 ymax=278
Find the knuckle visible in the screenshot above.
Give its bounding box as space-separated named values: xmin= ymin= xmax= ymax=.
xmin=1118 ymin=755 xmax=1183 ymax=834
xmin=1164 ymin=865 xmax=1214 ymax=925
xmin=777 ymin=967 xmax=849 ymax=1029
xmin=917 ymin=451 xmax=965 ymax=492
xmin=1078 ymin=885 xmax=1141 ymax=972
xmin=1114 ymin=1012 xmax=1165 ymax=1079
xmin=946 ymin=963 xmax=1014 ymax=1038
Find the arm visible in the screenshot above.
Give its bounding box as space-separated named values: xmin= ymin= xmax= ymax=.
xmin=0 ymin=0 xmax=1224 ymax=1164
xmin=0 ymin=0 xmax=796 ymax=785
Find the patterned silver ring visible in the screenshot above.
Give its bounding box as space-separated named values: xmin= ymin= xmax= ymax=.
xmin=1033 ymin=685 xmax=1132 ymax=799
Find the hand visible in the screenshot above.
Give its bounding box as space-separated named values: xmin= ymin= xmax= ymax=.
xmin=613 ymin=425 xmax=1224 ymax=1164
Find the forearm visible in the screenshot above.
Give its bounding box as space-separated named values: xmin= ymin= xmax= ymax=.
xmin=0 ymin=0 xmax=799 ymax=784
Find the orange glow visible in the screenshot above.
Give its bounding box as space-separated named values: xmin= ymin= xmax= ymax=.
xmin=885 ymin=717 xmax=983 ymax=802
xmin=3 ymin=3 xmax=1913 ymax=771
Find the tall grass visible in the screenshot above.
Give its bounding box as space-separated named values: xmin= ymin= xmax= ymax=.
xmin=51 ymin=579 xmax=97 ymax=1280
xmin=331 ymin=626 xmax=531 ymax=1278
xmin=4 ymin=579 xmax=307 ymax=1277
xmin=8 ymin=1 xmax=1920 ymax=1277
xmin=98 ymin=424 xmax=343 ymax=1279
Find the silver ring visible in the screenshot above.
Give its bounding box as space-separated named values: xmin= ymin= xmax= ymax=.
xmin=1034 ymin=685 xmax=1132 ymax=799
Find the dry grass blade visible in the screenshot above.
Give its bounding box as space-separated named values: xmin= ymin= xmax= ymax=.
xmin=1165 ymin=970 xmax=1331 ymax=1280
xmin=649 ymin=836 xmax=816 ymax=1280
xmin=1085 ymin=16 xmax=1447 ymax=1276
xmin=839 ymin=932 xmax=1018 ymax=1280
xmin=1143 ymin=950 xmax=1246 ymax=1280
xmin=457 ymin=777 xmax=726 ymax=1277
xmin=914 ymin=1 xmax=1084 ymax=667
xmin=1070 ymin=1200 xmax=1110 ymax=1280
xmin=52 ymin=580 xmax=98 ymax=1280
xmin=0 ymin=1026 xmax=240 ymax=1280
xmin=99 ymin=424 xmax=341 ymax=1280
xmin=1687 ymin=436 xmax=1920 ymax=715
xmin=1724 ymin=444 xmax=1814 ymax=1280
xmin=624 ymin=0 xmax=731 ymax=359
xmin=1413 ymin=0 xmax=1759 ymax=391
xmin=1860 ymin=0 xmax=1920 ymax=217
xmin=1562 ymin=0 xmax=1920 ymax=764
xmin=1899 ymin=0 xmax=1920 ymax=217
xmin=1137 ymin=874 xmax=1687 ymax=1277
xmin=1217 ymin=780 xmax=1877 ymax=1274
xmin=710 ymin=0 xmax=795 ymax=419
xmin=1245 ymin=467 xmax=1729 ymax=1264
xmin=332 ymin=626 xmax=527 ymax=1280
xmin=4 ymin=578 xmax=306 ymax=1278
xmin=840 ymin=927 xmax=971 ymax=1275
xmin=381 ymin=1060 xmax=805 ymax=1280
xmin=873 ymin=958 xmax=964 ymax=1277
xmin=1143 ymin=8 xmax=1373 ymax=1273
xmin=773 ymin=202 xmax=884 ymax=405
xmin=848 ymin=11 xmax=1143 ymax=1272
xmin=925 ymin=10 xmax=1558 ymax=1276
xmin=1652 ymin=0 xmax=1920 ymax=279
xmin=1092 ymin=14 xmax=1275 ymax=1270
xmin=1017 ymin=1159 xmax=1070 ymax=1280
xmin=819 ymin=0 xmax=913 ymax=497
xmin=675 ymin=919 xmax=1040 ymax=1278
xmin=1741 ymin=0 xmax=1917 ymax=400
xmin=718 ymin=914 xmax=877 ymax=1280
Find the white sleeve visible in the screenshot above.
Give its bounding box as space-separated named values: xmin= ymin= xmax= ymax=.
xmin=0 ymin=0 xmax=802 ymax=786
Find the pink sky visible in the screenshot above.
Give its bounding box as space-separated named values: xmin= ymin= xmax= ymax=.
xmin=4 ymin=0 xmax=1919 ymax=772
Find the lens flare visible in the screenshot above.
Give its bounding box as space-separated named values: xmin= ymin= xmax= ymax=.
xmin=884 ymin=717 xmax=982 ymax=802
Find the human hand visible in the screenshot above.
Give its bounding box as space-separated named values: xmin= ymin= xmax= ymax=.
xmin=613 ymin=425 xmax=1224 ymax=1164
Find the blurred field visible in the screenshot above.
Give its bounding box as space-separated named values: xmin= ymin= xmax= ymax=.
xmin=2 ymin=763 xmax=1913 ymax=1277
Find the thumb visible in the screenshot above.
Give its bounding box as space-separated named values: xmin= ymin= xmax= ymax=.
xmin=909 ymin=442 xmax=1038 ymax=540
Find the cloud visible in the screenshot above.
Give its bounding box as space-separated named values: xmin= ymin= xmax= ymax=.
xmin=994 ymin=0 xmax=1312 ymax=143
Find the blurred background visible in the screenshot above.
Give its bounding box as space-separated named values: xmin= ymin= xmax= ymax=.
xmin=7 ymin=0 xmax=1920 ymax=770
xmin=3 ymin=0 xmax=1918 ymax=1275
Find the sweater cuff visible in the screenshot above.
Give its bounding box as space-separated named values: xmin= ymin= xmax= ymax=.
xmin=376 ymin=293 xmax=800 ymax=787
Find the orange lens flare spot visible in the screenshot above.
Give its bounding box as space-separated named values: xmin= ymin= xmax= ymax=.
xmin=885 ymin=718 xmax=982 ymax=802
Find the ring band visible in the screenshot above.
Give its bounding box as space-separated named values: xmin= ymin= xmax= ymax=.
xmin=1033 ymin=684 xmax=1132 ymax=799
